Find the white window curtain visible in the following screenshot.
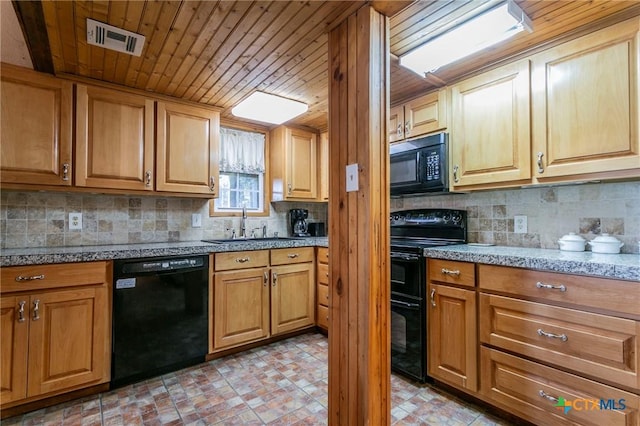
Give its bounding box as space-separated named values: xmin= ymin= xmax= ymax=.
xmin=219 ymin=127 xmax=265 ymax=173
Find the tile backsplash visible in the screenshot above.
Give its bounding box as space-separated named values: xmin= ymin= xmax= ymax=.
xmin=1 ymin=181 xmax=638 ymax=253
xmin=392 ymin=181 xmax=640 ymax=254
xmin=0 ymin=191 xmax=327 ymax=249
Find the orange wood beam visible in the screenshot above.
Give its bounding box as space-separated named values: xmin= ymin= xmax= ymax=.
xmin=328 ymin=5 xmax=391 ymax=425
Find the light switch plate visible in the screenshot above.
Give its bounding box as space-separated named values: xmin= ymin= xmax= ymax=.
xmin=346 ymin=163 xmax=359 ymax=192
xmin=69 ymin=213 xmax=82 ymax=230
xmin=192 ymin=213 xmax=202 ymax=228
xmin=514 ymin=215 xmax=527 ymax=234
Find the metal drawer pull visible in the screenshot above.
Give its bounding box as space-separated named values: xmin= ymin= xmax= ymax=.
xmin=272 ymin=272 xmax=278 ymax=286
xmin=537 ymin=328 xmax=568 ymax=342
xmin=145 ymin=171 xmax=152 ymax=186
xmin=18 ymin=301 xmax=26 ymax=323
xmin=539 ymin=390 xmax=558 ymax=403
xmin=209 ymin=176 xmax=216 ymax=192
xmin=62 ymin=163 xmax=70 ymax=181
xmin=235 ymin=257 xmax=250 ymax=263
xmin=396 ymin=124 xmax=402 ymax=136
xmin=287 ymin=183 xmax=292 ymax=195
xmin=537 ymin=152 xmax=545 ymax=174
xmin=287 ymin=253 xmax=299 ymax=258
xmin=32 ymin=300 xmax=40 ymax=321
xmin=536 ymin=282 xmax=566 ymax=292
xmin=430 ymin=288 xmax=436 ymax=307
xmin=263 ymin=271 xmax=268 ymax=286
xmin=15 ymin=274 xmax=45 ymax=282
xmin=441 ymin=268 xmax=460 ymax=277
xmin=453 ymin=165 xmax=459 ymax=183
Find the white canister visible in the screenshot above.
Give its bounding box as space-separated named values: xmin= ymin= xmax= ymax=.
xmin=588 ymin=234 xmax=624 ymax=254
xmin=557 ymin=233 xmax=586 ymax=252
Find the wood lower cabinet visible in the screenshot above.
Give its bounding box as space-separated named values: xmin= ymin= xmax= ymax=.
xmin=316 ymin=247 xmax=329 ymax=331
xmin=0 ymin=64 xmax=73 ymax=187
xmin=156 ymin=101 xmax=220 ymax=195
xmin=212 ymin=248 xmax=315 ymax=351
xmin=75 ymin=85 xmax=154 ymax=191
xmin=427 ymin=259 xmax=477 ymax=392
xmin=0 ymin=262 xmax=110 ymax=408
xmin=531 ymin=17 xmax=640 ymax=182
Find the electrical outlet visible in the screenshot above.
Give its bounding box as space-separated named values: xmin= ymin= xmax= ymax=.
xmin=192 ymin=213 xmax=202 ymax=228
xmin=69 ymin=213 xmax=82 ymax=230
xmin=514 ymin=215 xmax=527 ymax=234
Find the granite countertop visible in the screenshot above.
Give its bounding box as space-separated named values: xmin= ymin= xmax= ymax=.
xmin=1 ymin=237 xmax=329 ymax=267
xmin=2 ymin=239 xmax=638 ymax=282
xmin=424 ymin=244 xmax=640 ymax=281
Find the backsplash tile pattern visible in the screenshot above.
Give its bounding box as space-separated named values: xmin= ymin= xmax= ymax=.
xmin=392 ymin=181 xmax=640 ymax=254
xmin=1 ymin=181 xmax=638 ymax=253
xmin=0 ymin=191 xmax=327 ymax=249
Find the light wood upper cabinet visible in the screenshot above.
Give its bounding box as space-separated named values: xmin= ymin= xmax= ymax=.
xmin=0 ymin=262 xmax=110 ymax=408
xmin=0 ymin=64 xmax=72 ymax=187
xmin=319 ymin=132 xmax=329 ymax=201
xmin=270 ymin=126 xmax=318 ymax=201
xmin=531 ymin=18 xmax=640 ymax=181
xmin=389 ymin=89 xmax=447 ymax=142
xmin=156 ymin=101 xmax=220 ymax=195
xmin=75 ymin=85 xmax=154 ymax=190
xmin=450 ymin=60 xmax=531 ymax=189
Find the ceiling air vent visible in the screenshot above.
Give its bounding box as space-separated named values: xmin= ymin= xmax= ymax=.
xmin=86 ymin=18 xmax=145 ymax=56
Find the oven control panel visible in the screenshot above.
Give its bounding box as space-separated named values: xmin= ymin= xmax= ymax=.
xmin=390 ymin=209 xmax=465 ymax=227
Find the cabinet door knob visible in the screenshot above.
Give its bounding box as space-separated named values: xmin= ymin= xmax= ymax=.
xmin=537 ymin=152 xmax=545 ymax=174
xmin=145 ymin=170 xmax=152 ymax=187
xmin=396 ymin=124 xmax=403 ymax=137
xmin=272 ymin=272 xmax=278 ymax=286
xmin=287 ymin=183 xmax=292 ymax=195
xmin=62 ymin=163 xmax=70 ymax=181
xmin=430 ymin=288 xmax=436 ymax=307
xmin=209 ymin=176 xmax=216 ymax=193
xmin=32 ymin=299 xmax=40 ymax=321
xmin=263 ymin=271 xmax=269 ymax=287
xmin=453 ymin=165 xmax=459 ymax=183
xmin=404 ymin=120 xmax=411 ymax=136
xmin=17 ymin=301 xmax=26 ymax=323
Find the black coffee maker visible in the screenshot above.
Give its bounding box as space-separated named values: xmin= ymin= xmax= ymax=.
xmin=289 ymin=209 xmax=310 ymax=237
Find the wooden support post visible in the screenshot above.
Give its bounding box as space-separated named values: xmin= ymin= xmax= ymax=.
xmin=327 ymin=5 xmax=390 ymax=425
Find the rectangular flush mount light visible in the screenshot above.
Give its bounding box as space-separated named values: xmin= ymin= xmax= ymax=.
xmin=232 ymin=92 xmax=308 ymax=125
xmin=400 ymin=0 xmax=532 ymax=76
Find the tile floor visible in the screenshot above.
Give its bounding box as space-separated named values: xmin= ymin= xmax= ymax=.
xmin=3 ymin=333 xmax=514 ymax=425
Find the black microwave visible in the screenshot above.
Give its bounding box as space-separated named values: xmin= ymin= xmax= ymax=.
xmin=389 ymin=132 xmax=448 ymax=196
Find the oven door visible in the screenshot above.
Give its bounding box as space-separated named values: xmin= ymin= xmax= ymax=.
xmin=390 ymin=251 xmax=424 ymax=298
xmin=391 ymin=295 xmax=426 ymax=382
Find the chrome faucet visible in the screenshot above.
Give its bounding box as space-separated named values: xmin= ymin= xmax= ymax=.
xmin=240 ymin=207 xmax=247 ymax=238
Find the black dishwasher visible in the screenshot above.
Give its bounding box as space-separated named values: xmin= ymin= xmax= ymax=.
xmin=112 ymin=255 xmax=209 ymax=388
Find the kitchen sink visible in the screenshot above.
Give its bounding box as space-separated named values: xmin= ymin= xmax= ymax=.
xmin=201 ymin=237 xmax=300 ymax=244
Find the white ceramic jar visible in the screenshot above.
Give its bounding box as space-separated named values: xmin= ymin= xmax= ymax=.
xmin=588 ymin=233 xmax=624 ymax=254
xmin=557 ymin=233 xmax=587 ymax=252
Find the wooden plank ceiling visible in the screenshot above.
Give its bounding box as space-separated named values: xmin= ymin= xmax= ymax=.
xmin=19 ymin=0 xmax=640 ymax=131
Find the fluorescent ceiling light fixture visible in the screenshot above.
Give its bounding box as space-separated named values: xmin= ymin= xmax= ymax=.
xmin=400 ymin=0 xmax=532 ymax=76
xmin=232 ymin=91 xmax=308 ymax=125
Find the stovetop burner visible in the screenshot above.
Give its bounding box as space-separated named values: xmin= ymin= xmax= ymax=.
xmin=390 ymin=208 xmax=467 ymax=252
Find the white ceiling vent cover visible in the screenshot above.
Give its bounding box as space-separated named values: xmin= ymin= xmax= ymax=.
xmin=86 ymin=18 xmax=145 ymax=56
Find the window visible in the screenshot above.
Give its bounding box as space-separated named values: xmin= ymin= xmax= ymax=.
xmin=214 ymin=127 xmax=266 ymax=214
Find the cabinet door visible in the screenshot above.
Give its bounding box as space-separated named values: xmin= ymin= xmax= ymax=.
xmin=0 ymin=296 xmax=29 ymax=404
xmin=532 ymin=18 xmax=640 ymax=180
xmin=404 ymin=89 xmax=447 ymax=138
xmin=318 ymin=132 xmax=329 ymax=201
xmin=0 ymin=65 xmax=72 ymax=186
xmin=26 ymin=286 xmax=110 ymax=397
xmin=389 ymin=105 xmax=404 ymax=142
xmin=428 ymin=283 xmax=477 ymax=391
xmin=213 ymin=268 xmax=270 ymax=350
xmin=450 ymin=60 xmax=531 ymax=188
xmin=75 ymin=85 xmax=155 ymax=190
xmin=271 ymin=263 xmax=315 ymax=335
xmin=156 ymin=102 xmax=220 ymax=195
xmin=286 ymin=128 xmax=317 ymax=199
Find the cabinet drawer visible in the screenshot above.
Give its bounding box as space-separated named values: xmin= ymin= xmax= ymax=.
xmin=318 ymin=263 xmax=329 ymax=285
xmin=214 ymin=250 xmax=269 ymax=271
xmin=317 ymin=247 xmax=329 ymax=264
xmin=478 ymin=264 xmax=640 ymax=318
xmin=317 ymin=304 xmax=329 ymax=329
xmin=428 ymin=259 xmax=475 ymax=288
xmin=480 ymin=347 xmax=640 ymax=426
xmin=271 ymin=247 xmax=314 ymax=265
xmin=318 ymin=283 xmax=329 ymax=307
xmin=1 ymin=262 xmax=108 ymax=293
xmin=480 ymin=294 xmax=640 ymax=390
